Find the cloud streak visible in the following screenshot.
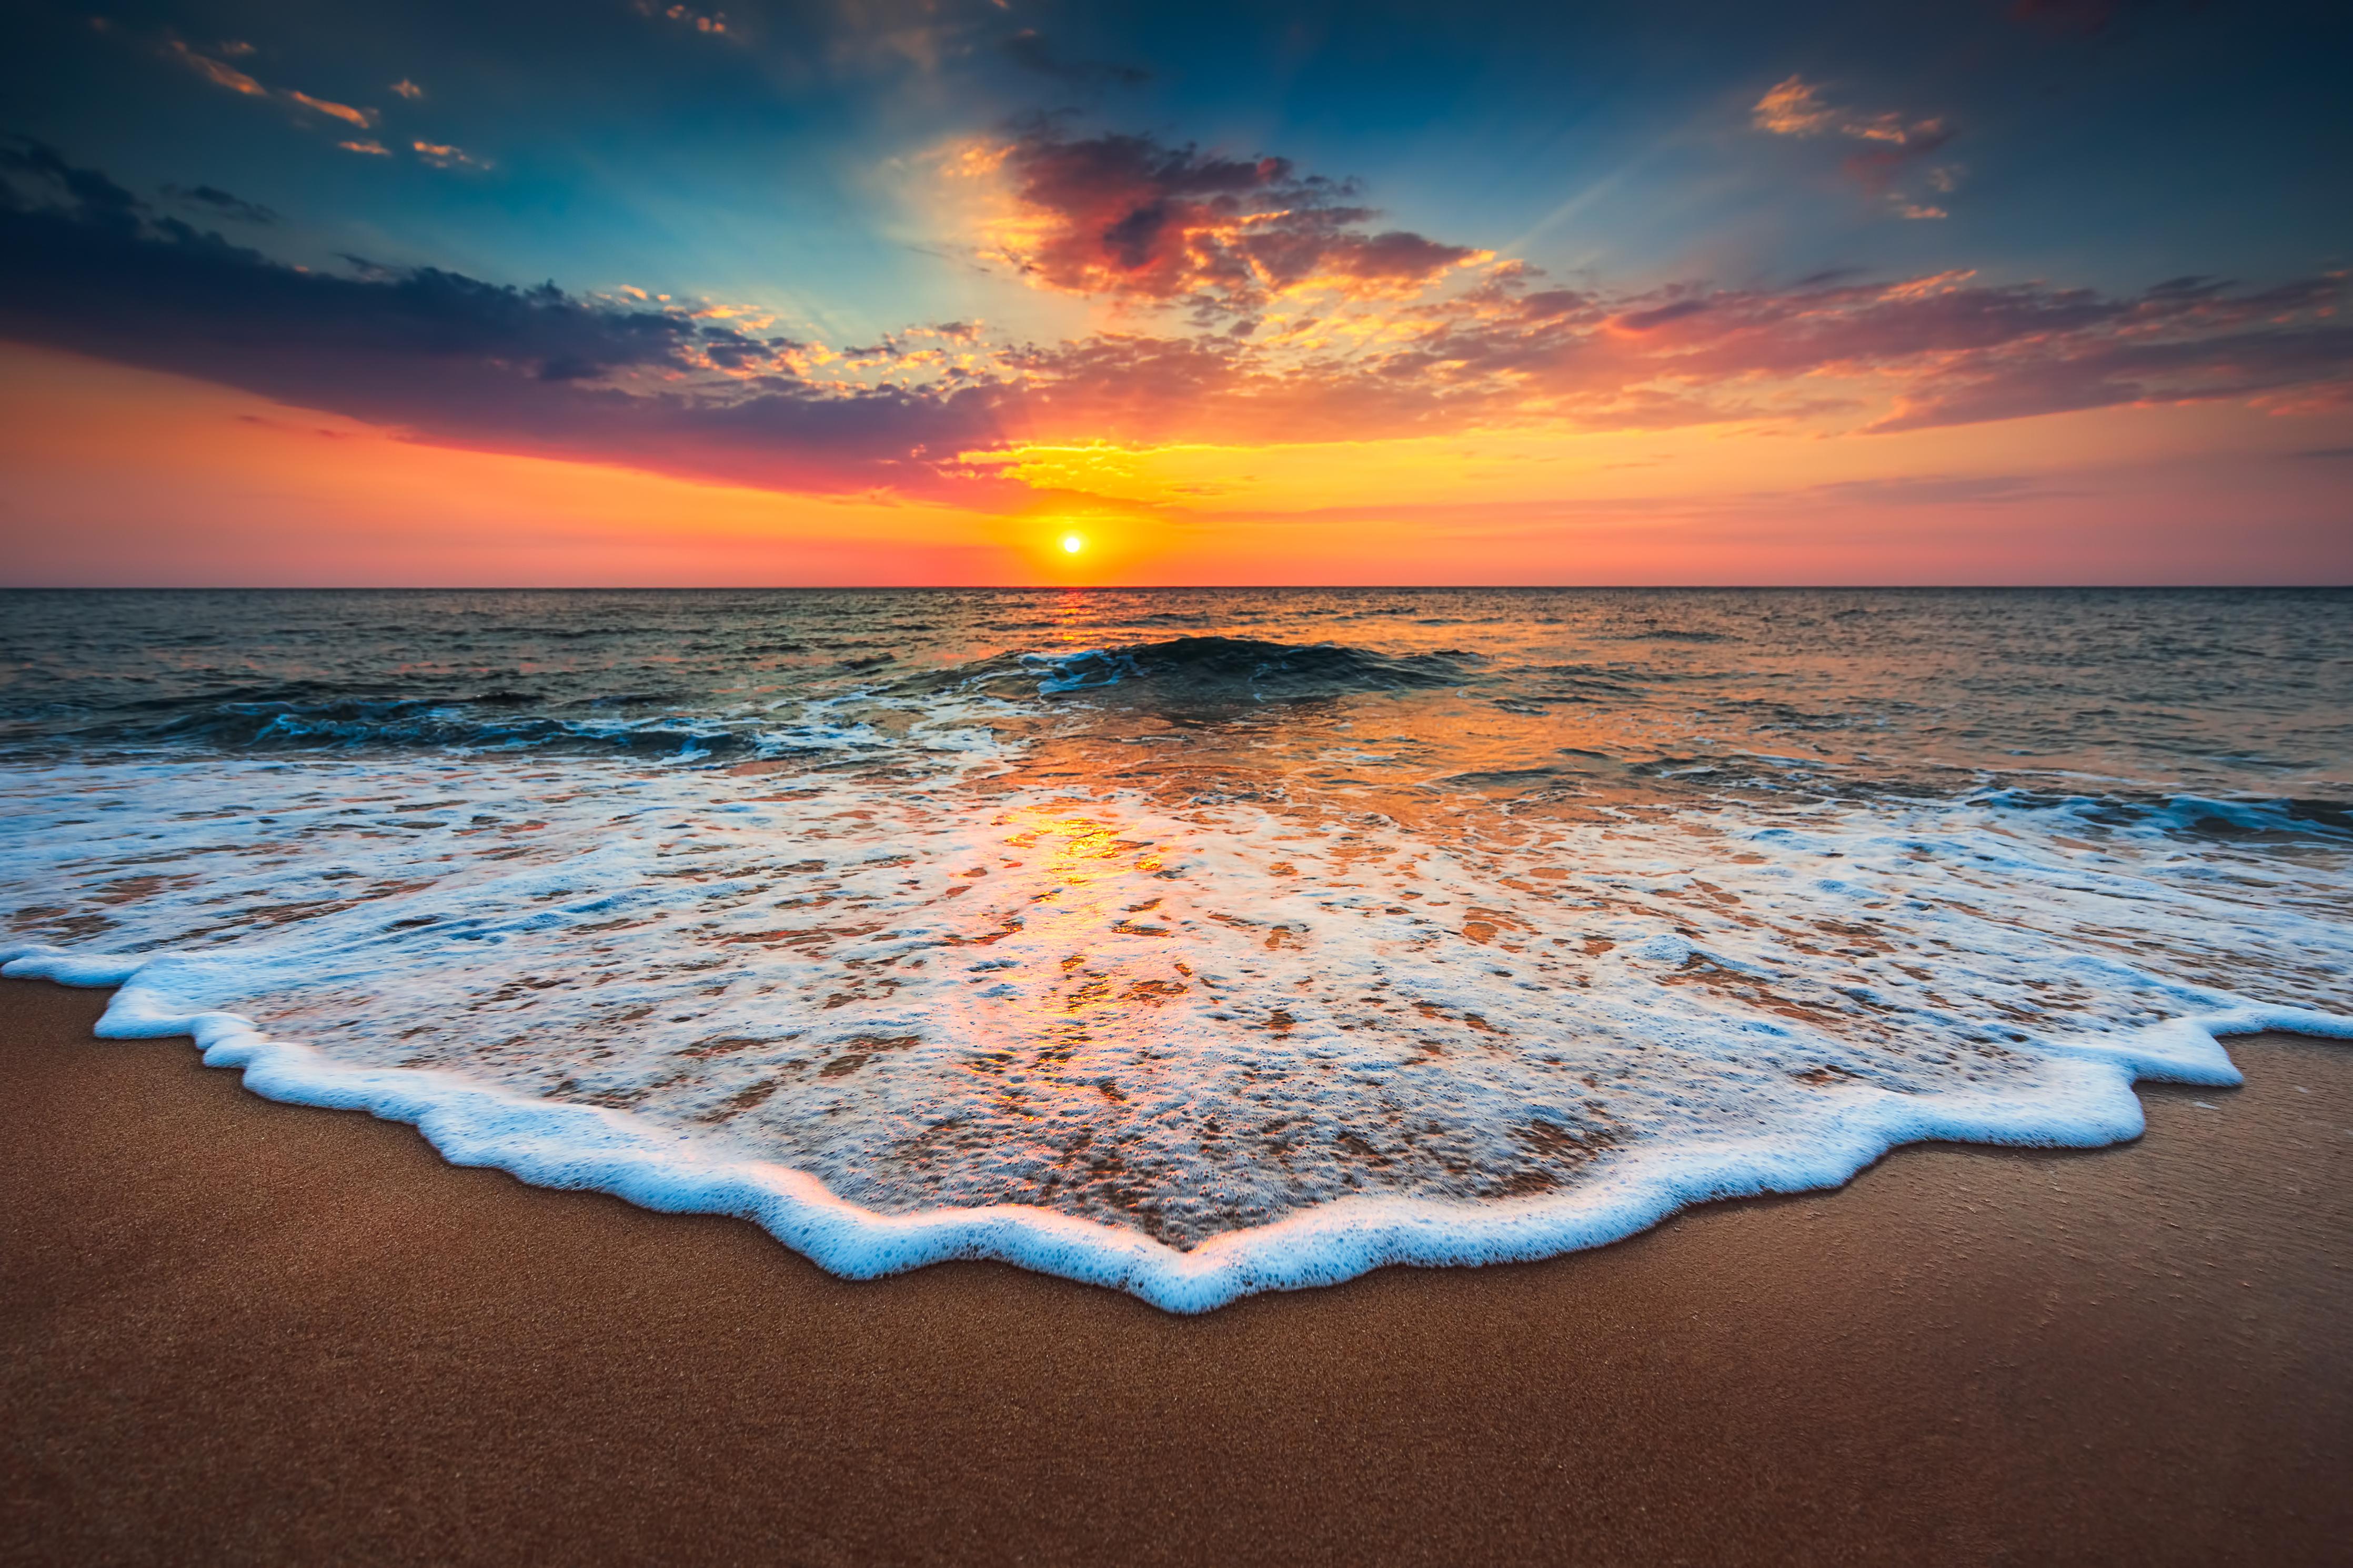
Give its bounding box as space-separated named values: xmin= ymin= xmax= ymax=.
xmin=162 ymin=183 xmax=278 ymax=224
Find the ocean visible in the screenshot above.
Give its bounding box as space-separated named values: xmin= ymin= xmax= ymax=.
xmin=3 ymin=586 xmax=2348 ymax=1310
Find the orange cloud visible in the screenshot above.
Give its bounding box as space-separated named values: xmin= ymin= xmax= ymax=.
xmin=413 ymin=141 xmax=490 ymax=170
xmin=633 ymin=0 xmax=729 ymax=36
xmin=1752 ymin=75 xmax=1838 ymax=136
xmin=164 ymin=39 xmax=381 ymax=137
xmin=167 ymin=41 xmax=266 ymax=97
xmin=6 ymin=342 xmax=2346 ymax=587
xmin=1751 ymin=75 xmax=1958 ymax=215
xmin=289 ymin=91 xmax=374 ymax=128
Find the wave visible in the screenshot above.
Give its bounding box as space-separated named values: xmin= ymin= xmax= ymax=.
xmin=1605 ymin=626 xmax=1732 ymax=643
xmin=1973 ymin=787 xmax=2353 ymax=839
xmin=155 ymin=696 xmax=765 ymax=758
xmin=1 ymin=691 xmax=894 ymax=763
xmin=1011 ymin=636 xmax=1484 ymax=700
xmin=6 ymin=636 xmax=1490 ymax=760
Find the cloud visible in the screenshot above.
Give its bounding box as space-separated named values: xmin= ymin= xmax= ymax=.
xmin=1752 ymin=76 xmax=1838 ymax=137
xmin=1000 ymin=30 xmax=1148 ymax=87
xmin=1752 ymin=75 xmax=1958 ymax=214
xmin=239 ymin=413 xmax=347 ymax=438
xmin=413 ymin=141 xmax=490 ymax=170
xmin=288 ymin=91 xmax=375 ymax=128
xmin=1860 ymin=280 xmax=2353 ymax=431
xmin=1838 ymin=123 xmax=1955 ymax=196
xmin=0 ymin=139 xmax=144 ymax=228
xmin=390 ymin=79 xmax=425 ymax=100
xmin=964 ymin=127 xmax=1484 ymax=318
xmin=168 ymin=40 xmax=267 ymax=98
xmin=2 ymin=140 xmax=2347 ymax=508
xmin=165 ymin=39 xmax=380 ymax=133
xmin=340 ymin=139 xmax=391 ymax=156
xmin=0 ymin=140 xmax=1015 ymax=496
xmin=162 ymin=184 xmax=278 ymax=224
xmin=632 ymin=1 xmax=729 ymax=36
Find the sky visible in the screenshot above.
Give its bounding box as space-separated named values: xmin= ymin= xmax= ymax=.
xmin=1 ymin=0 xmax=2349 ymax=585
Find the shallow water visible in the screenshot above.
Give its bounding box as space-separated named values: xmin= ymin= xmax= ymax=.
xmin=3 ymin=588 xmax=2349 ymax=1308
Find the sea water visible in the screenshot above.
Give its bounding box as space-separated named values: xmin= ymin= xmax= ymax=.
xmin=3 ymin=588 xmax=2348 ymax=1310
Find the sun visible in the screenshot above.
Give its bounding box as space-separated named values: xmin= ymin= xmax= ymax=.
xmin=1059 ymin=532 xmax=1085 ymax=554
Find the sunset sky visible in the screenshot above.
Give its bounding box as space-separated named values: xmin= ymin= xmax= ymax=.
xmin=2 ymin=0 xmax=2348 ymax=584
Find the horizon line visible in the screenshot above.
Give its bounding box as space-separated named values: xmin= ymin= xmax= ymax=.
xmin=2 ymin=583 xmax=2349 ymax=594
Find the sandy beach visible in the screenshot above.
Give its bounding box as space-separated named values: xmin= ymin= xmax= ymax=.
xmin=2 ymin=974 xmax=2347 ymax=1565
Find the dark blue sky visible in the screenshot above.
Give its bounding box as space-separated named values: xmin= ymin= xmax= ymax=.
xmin=9 ymin=0 xmax=2347 ymax=336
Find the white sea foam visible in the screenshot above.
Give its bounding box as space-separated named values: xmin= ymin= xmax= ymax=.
xmin=4 ymin=752 xmax=2349 ymax=1311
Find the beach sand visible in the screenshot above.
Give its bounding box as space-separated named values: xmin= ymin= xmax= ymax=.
xmin=3 ymin=975 xmax=2347 ymax=1566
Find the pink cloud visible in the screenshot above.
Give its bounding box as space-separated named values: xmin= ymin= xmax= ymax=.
xmin=974 ymin=129 xmax=1484 ymax=319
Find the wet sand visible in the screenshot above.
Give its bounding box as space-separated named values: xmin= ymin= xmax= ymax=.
xmin=3 ymin=976 xmax=2348 ymax=1566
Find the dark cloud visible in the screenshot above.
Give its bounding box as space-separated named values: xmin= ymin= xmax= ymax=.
xmin=1000 ymin=30 xmax=1148 ymax=88
xmin=162 ymin=183 xmax=279 ymax=224
xmin=1857 ymin=276 xmax=2353 ymax=431
xmin=0 ymin=136 xmax=142 ymax=229
xmin=1616 ymin=298 xmax=1713 ymax=331
xmin=2147 ymin=275 xmax=2233 ymax=299
xmin=0 ymin=140 xmax=1018 ymax=496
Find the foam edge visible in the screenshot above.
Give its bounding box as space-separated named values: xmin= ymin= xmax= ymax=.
xmin=5 ymin=942 xmax=2348 ymax=1314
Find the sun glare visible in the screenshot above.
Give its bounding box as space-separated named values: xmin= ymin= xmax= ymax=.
xmin=1060 ymin=532 xmax=1085 ymax=554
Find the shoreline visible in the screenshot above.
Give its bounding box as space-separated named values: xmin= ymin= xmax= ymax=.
xmin=11 ymin=932 xmax=2334 ymax=1316
xmin=4 ymin=975 xmax=2350 ymax=1565
xmin=21 ymin=947 xmax=2320 ymax=1314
